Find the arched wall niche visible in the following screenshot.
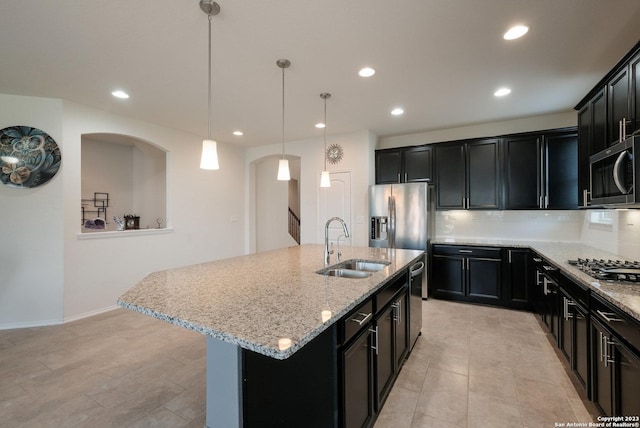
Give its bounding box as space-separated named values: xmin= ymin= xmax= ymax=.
xmin=81 ymin=132 xmax=167 ymax=232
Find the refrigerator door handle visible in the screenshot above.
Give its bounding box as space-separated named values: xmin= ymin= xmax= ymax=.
xmin=388 ymin=195 xmax=396 ymax=248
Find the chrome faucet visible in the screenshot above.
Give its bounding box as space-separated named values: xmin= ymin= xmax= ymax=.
xmin=325 ymin=217 xmax=350 ymax=265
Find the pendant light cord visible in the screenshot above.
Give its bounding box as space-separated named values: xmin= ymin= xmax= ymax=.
xmin=323 ymin=97 xmax=327 ymax=169
xmin=281 ymin=66 xmax=285 ymax=158
xmin=207 ymin=14 xmax=212 ymax=140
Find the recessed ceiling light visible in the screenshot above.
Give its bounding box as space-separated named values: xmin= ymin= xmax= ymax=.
xmin=494 ymin=87 xmax=512 ymax=97
xmin=358 ymin=67 xmax=376 ymax=78
xmin=111 ymin=90 xmax=129 ymax=99
xmin=391 ymin=107 xmax=404 ymax=116
xmin=503 ymin=25 xmax=529 ymax=40
xmin=233 ymin=130 xmax=243 ymax=136
xmin=315 ymin=123 xmax=326 ymax=129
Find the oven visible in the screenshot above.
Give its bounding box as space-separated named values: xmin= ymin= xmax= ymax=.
xmin=589 ymin=136 xmax=640 ymax=206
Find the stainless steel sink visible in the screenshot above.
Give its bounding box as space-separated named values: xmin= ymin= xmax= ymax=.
xmin=316 ymin=259 xmax=390 ymax=279
xmin=338 ymin=260 xmax=389 ymax=272
xmin=322 ymin=268 xmax=371 ymax=279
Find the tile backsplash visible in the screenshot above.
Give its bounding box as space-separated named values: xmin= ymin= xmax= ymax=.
xmin=435 ymin=209 xmax=640 ymax=260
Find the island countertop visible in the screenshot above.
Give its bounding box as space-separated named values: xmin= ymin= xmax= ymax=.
xmin=117 ymin=244 xmax=424 ymax=360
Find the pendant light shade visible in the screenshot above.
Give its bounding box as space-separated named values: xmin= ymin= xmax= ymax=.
xmin=277 ymin=59 xmax=291 ymax=181
xmin=277 ymin=159 xmax=291 ymax=181
xmin=199 ymin=0 xmax=220 ymax=170
xmin=200 ymin=139 xmax=219 ymax=169
xmin=320 ymin=92 xmax=332 ymax=188
xmin=320 ymin=170 xmax=331 ymax=187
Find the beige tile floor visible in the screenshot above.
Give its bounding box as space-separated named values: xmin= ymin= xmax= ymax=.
xmin=0 ymin=300 xmax=597 ymax=427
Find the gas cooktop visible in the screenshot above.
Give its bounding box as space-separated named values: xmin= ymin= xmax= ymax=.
xmin=567 ymin=258 xmax=640 ymax=282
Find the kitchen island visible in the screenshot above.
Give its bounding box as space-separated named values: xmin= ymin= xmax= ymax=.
xmin=118 ymin=244 xmax=424 ymax=428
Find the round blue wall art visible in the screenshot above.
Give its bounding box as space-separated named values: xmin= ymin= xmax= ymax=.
xmin=0 ymin=125 xmax=62 ymax=188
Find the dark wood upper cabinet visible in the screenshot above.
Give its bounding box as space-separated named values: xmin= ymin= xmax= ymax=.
xmin=545 ymin=131 xmax=578 ymax=209
xmin=467 ymin=139 xmax=501 ymax=209
xmin=375 ymin=146 xmax=432 ymax=184
xmin=434 ymin=143 xmax=466 ymax=209
xmin=503 ymin=135 xmax=542 ymax=209
xmin=630 ymin=51 xmax=640 ymax=135
xmin=608 ymin=66 xmax=631 ymax=145
xmin=434 ymin=139 xmax=501 ymax=210
xmin=375 ymin=149 xmax=402 ymax=184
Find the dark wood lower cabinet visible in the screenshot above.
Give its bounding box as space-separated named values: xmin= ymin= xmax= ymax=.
xmin=430 ymin=245 xmax=505 ymax=306
xmin=343 ymin=327 xmax=374 ymax=428
xmin=591 ymin=297 xmax=640 ymax=417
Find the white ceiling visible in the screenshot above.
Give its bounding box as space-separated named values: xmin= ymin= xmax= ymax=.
xmin=1 ymin=1 xmax=640 ymax=148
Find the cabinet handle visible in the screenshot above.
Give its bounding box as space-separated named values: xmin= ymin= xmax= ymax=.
xmin=369 ymin=327 xmax=379 ymax=355
xmin=599 ymin=331 xmax=605 ymax=364
xmin=350 ymin=312 xmax=372 ymax=326
xmin=508 ymin=250 xmax=512 ymax=264
xmin=397 ymin=173 xmax=401 ymax=183
xmin=542 ymin=265 xmax=557 ymax=271
xmin=533 ymin=257 xmax=542 ymax=262
xmin=393 ymin=300 xmax=402 ymax=325
xmin=582 ymin=189 xmax=591 ymax=208
xmin=596 ymin=309 xmax=623 ymax=323
xmin=459 ymin=249 xmax=472 ymax=253
xmin=544 ymin=195 xmax=548 ymax=209
xmin=539 ymin=196 xmax=543 ymax=209
xmin=404 ymin=173 xmax=408 ymax=182
xmin=563 ymin=297 xmax=575 ymax=320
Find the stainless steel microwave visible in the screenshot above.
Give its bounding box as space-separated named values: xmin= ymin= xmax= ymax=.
xmin=589 ymin=136 xmax=639 ymax=206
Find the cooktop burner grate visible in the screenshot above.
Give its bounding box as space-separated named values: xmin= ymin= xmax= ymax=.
xmin=567 ymin=258 xmax=640 ymax=282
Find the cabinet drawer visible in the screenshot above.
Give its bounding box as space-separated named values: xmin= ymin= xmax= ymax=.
xmin=433 ymin=245 xmax=502 ymax=259
xmin=376 ymin=274 xmax=407 ymax=312
xmin=342 ymin=299 xmax=374 ymax=345
xmin=557 ymin=272 xmax=588 ymax=308
xmin=591 ymin=294 xmax=640 ymax=354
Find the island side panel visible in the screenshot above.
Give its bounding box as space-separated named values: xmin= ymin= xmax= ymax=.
xmin=241 ymin=324 xmax=339 ymax=428
xmin=206 ymin=337 xmax=243 ymax=428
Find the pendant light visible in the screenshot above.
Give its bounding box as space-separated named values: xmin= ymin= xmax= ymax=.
xmin=277 ymin=59 xmax=291 ymax=181
xmin=199 ymin=0 xmax=220 ymax=170
xmin=319 ymin=93 xmax=331 ymax=188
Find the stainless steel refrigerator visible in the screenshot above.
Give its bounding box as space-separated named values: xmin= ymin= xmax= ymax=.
xmin=369 ymin=182 xmax=433 ymax=349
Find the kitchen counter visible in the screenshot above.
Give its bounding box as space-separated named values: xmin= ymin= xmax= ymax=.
xmin=432 ymin=238 xmax=640 ymax=322
xmin=117 ymin=244 xmax=423 ymax=360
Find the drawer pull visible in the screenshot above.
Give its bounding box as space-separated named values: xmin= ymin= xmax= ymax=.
xmin=596 ymin=309 xmax=622 ymax=323
xmin=459 ymin=249 xmax=473 ymax=253
xmin=350 ymin=312 xmax=372 ymax=326
xmin=542 ymin=265 xmax=557 ymax=271
xmin=533 ymin=257 xmax=542 ymax=262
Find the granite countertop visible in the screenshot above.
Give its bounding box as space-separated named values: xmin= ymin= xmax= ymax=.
xmin=432 ymin=238 xmax=640 ymax=322
xmin=117 ymin=244 xmax=423 ymax=360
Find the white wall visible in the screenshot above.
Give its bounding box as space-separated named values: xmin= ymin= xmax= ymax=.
xmin=0 ymin=94 xmax=65 ymax=327
xmin=0 ymin=94 xmax=246 ymax=328
xmin=378 ymin=111 xmax=577 ymax=149
xmin=246 ymin=129 xmax=376 ymax=252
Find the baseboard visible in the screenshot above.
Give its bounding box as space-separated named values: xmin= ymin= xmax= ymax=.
xmin=0 ymin=305 xmax=120 ymax=330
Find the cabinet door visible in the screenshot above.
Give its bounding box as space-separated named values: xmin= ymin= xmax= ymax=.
xmin=467 ymin=139 xmax=501 ymax=209
xmin=578 ymin=105 xmax=591 ymax=207
xmin=431 ymin=254 xmax=465 ymax=297
xmin=403 ymin=146 xmax=432 ymax=182
xmin=505 ymin=249 xmax=530 ymax=308
xmin=393 ymin=292 xmax=409 ymax=369
xmin=558 ymin=292 xmax=573 ymax=363
xmin=591 ymin=89 xmax=607 ymax=154
xmin=434 ymin=144 xmax=465 ymax=209
xmin=616 ymin=341 xmax=640 ymax=416
xmin=343 ymin=328 xmax=374 ymax=428
xmin=573 ymin=304 xmax=589 ymax=391
xmin=630 ymin=52 xmax=640 ymax=135
xmin=607 ymin=66 xmax=630 ymax=145
xmin=375 ymin=150 xmax=401 ymax=184
xmin=467 ymin=257 xmax=501 ymax=301
xmin=546 ymin=132 xmax=578 ymax=209
xmin=591 ymin=319 xmax=614 ymax=416
xmin=375 ymin=305 xmax=395 ymax=407
xmin=503 ymin=135 xmax=541 ymax=209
